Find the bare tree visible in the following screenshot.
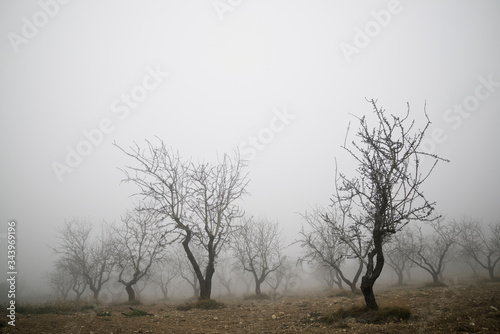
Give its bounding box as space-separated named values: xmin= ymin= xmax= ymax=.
xmin=150 ymin=255 xmax=178 ymax=300
xmin=405 ymin=219 xmax=460 ymax=283
xmin=458 ymin=218 xmax=500 ymax=281
xmin=332 ymin=99 xmax=448 ymax=309
xmin=279 ymin=257 xmax=300 ymax=293
xmin=297 ymin=208 xmax=365 ymax=293
xmin=53 ymin=218 xmax=114 ymax=301
xmin=45 ymin=260 xmax=72 ymax=301
xmin=232 ymin=217 xmax=284 ymax=295
xmin=318 ymin=265 xmax=344 ymax=290
xmin=111 ymin=209 xmax=168 ymax=302
xmin=215 ymin=255 xmax=235 ymax=296
xmin=116 ymin=140 xmax=249 ymax=299
xmin=384 ymin=229 xmax=414 ymax=286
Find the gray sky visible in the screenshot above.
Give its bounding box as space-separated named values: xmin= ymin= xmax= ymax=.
xmin=1 ymin=0 xmax=499 ymax=294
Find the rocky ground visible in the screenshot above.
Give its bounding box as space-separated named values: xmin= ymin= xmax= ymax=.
xmin=2 ymin=281 xmax=500 ymax=333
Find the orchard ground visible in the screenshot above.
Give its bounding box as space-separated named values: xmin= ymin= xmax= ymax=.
xmin=2 ymin=280 xmax=500 ymax=333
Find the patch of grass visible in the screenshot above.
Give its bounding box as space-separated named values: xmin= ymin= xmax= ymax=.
xmin=331 ymin=290 xmax=361 ymax=298
xmin=96 ymin=311 xmax=112 ymax=316
xmin=244 ymin=293 xmax=271 ymax=300
xmin=320 ymin=305 xmax=411 ymax=324
xmin=423 ymin=281 xmax=447 ymax=288
xmin=125 ymin=308 xmax=150 ymax=317
xmin=14 ymin=301 xmax=94 ymax=315
xmin=176 ymin=299 xmax=226 ymax=311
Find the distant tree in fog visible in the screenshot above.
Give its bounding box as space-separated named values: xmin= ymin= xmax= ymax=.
xmin=215 ymin=255 xmax=235 ymax=296
xmin=405 ymin=218 xmax=460 ymax=284
xmin=116 ymin=140 xmax=249 ymax=300
xmin=297 ymin=207 xmax=365 ymax=293
xmin=52 ymin=218 xmax=114 ymax=301
xmin=150 ymin=255 xmax=178 ymax=300
xmin=45 ymin=260 xmax=72 ymax=301
xmin=458 ymin=218 xmax=500 ymax=281
xmin=233 ymin=217 xmax=284 ymax=295
xmin=330 ymin=99 xmax=448 ymax=310
xmin=384 ymin=229 xmax=414 ymax=286
xmin=110 ymin=209 xmax=169 ymax=302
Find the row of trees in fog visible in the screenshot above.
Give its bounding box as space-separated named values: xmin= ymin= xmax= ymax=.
xmin=298 ymin=212 xmax=500 ymax=289
xmin=48 ymin=213 xmax=292 ymax=303
xmin=47 ymin=210 xmax=499 ymax=304
xmin=47 ymin=99 xmax=500 ymax=310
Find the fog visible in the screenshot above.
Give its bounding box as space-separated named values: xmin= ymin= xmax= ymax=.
xmin=1 ymin=1 xmax=499 ymax=302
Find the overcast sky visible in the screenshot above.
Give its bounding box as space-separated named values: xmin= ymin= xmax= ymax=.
xmin=1 ymin=0 xmax=499 ymax=295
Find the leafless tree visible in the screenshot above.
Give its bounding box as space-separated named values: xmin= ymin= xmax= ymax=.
xmin=318 ymin=265 xmax=343 ymax=290
xmin=384 ymin=229 xmax=414 ymax=286
xmin=53 ymin=218 xmax=114 ymax=301
xmin=332 ymin=99 xmax=448 ymax=309
xmin=111 ymin=209 xmax=169 ymax=302
xmin=215 ymin=255 xmax=235 ymax=296
xmin=115 ymin=140 xmax=249 ymax=299
xmin=45 ymin=260 xmax=72 ymax=300
xmin=150 ymin=255 xmax=178 ymax=300
xmin=405 ymin=219 xmax=460 ymax=283
xmin=297 ymin=207 xmax=365 ymax=293
xmin=458 ymin=218 xmax=500 ymax=281
xmin=232 ymin=217 xmax=284 ymax=295
xmin=279 ymin=257 xmax=300 ymax=293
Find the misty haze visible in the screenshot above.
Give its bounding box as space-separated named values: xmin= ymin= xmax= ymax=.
xmin=1 ymin=1 xmax=500 ymax=333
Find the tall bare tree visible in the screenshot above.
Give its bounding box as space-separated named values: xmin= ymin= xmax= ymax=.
xmin=233 ymin=217 xmax=284 ymax=295
xmin=457 ymin=218 xmax=500 ymax=281
xmin=53 ymin=218 xmax=114 ymax=301
xmin=111 ymin=209 xmax=168 ymax=302
xmin=116 ymin=140 xmax=248 ymax=299
xmin=405 ymin=219 xmax=460 ymax=283
xmin=332 ymin=99 xmax=448 ymax=309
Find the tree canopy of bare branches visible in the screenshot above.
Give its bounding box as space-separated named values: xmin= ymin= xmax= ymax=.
xmin=233 ymin=217 xmax=284 ymax=295
xmin=111 ymin=209 xmax=169 ymax=302
xmin=332 ymin=99 xmax=448 ymax=309
xmin=458 ymin=218 xmax=500 ymax=281
xmin=297 ymin=207 xmax=366 ymax=293
xmin=405 ymin=219 xmax=460 ymax=283
xmin=384 ymin=229 xmax=414 ymax=286
xmin=52 ymin=218 xmax=114 ymax=301
xmin=115 ymin=139 xmax=249 ymax=299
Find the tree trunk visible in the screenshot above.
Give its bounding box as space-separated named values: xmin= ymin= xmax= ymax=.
xmin=126 ymin=284 xmax=136 ymax=302
xmin=361 ymin=276 xmax=378 ymax=310
xmin=361 ymin=228 xmax=385 ymax=310
xmin=488 ymin=267 xmax=495 ymax=281
xmin=397 ymin=270 xmax=404 ymax=286
xmin=255 ymin=281 xmax=262 ymax=295
xmin=431 ymin=273 xmax=439 ymax=283
xmin=162 ymin=284 xmax=169 ymax=300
